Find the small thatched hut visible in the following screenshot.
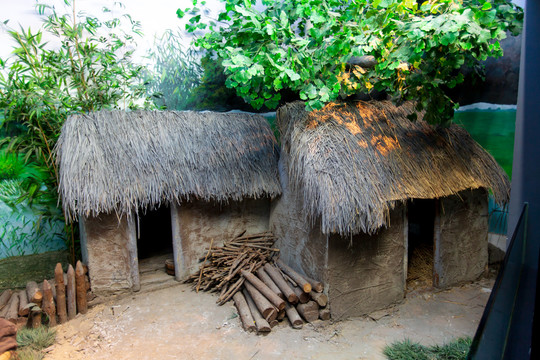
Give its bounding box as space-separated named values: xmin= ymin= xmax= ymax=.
xmin=271 ymin=101 xmax=510 ymax=319
xmin=57 ymin=111 xmax=281 ymax=295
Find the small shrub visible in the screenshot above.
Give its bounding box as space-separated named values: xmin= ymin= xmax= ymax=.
xmin=16 ymin=326 xmax=56 ymax=351
xmin=383 ymin=337 xmax=471 ymax=360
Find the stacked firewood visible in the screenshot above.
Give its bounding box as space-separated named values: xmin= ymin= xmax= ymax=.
xmin=0 ymin=261 xmax=90 ymax=328
xmin=232 ymin=259 xmax=329 ymax=333
xmin=186 ymin=231 xmax=330 ymax=333
xmin=184 ymin=231 xmax=279 ymax=305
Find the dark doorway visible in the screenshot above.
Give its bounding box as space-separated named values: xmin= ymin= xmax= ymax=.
xmin=407 ymin=199 xmax=436 ymax=289
xmin=137 ymin=205 xmax=173 ymax=260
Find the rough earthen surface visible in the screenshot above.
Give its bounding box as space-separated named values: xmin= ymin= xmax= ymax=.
xmin=270 ymin=156 xmax=329 ymax=284
xmin=435 ymin=189 xmax=488 ymax=288
xmin=80 ymin=214 xmax=134 ymax=294
xmin=173 ymin=199 xmax=270 ymax=278
xmin=328 ymin=205 xmax=405 ymax=319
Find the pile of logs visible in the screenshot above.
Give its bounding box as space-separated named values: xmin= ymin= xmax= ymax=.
xmin=0 ymin=261 xmax=90 ymax=328
xmin=232 ymin=259 xmax=329 ymax=333
xmin=185 ymin=231 xmax=330 ymax=333
xmin=184 ymin=231 xmax=279 ymax=305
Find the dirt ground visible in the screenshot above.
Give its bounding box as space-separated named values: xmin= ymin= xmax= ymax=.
xmin=43 ymin=263 xmax=494 ymax=360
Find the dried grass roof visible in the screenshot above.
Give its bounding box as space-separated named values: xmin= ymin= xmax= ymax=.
xmin=57 ymin=111 xmax=281 ymax=222
xmin=277 ymin=101 xmax=510 ymax=236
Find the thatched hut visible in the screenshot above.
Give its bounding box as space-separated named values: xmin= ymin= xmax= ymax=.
xmin=271 ymin=101 xmax=510 ymax=319
xmin=57 ymin=111 xmax=281 ymax=295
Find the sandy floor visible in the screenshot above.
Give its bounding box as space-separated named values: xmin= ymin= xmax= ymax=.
xmin=43 ymin=269 xmax=493 ymax=360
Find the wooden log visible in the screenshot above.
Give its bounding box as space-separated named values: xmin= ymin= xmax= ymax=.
xmin=296 ymin=301 xmax=319 ymax=323
xmin=269 ymin=319 xmax=279 ymax=328
xmin=18 ymin=290 xmax=29 ymax=317
xmin=263 ymin=263 xmax=298 ymax=304
xmin=0 ymin=303 xmax=8 ymax=318
xmin=244 ymin=282 xmax=277 ymax=322
xmin=256 ymin=267 xmax=283 ymax=299
xmin=304 ymin=275 xmax=324 ymax=293
xmin=75 ymin=261 xmax=88 ymax=314
xmin=26 ymin=281 xmax=42 ymax=304
xmin=277 ymin=308 xmax=286 ymax=321
xmin=276 ymin=260 xmax=311 ymax=293
xmin=42 ymin=280 xmax=56 ymax=326
xmin=241 ymin=270 xmax=285 ymax=311
xmin=5 ymin=293 xmax=19 ymax=323
xmin=0 ymin=290 xmax=12 ymax=311
xmin=292 ymin=286 xmax=309 ymax=304
xmin=232 ymin=291 xmax=256 ymax=332
xmin=310 ymin=291 xmax=328 ymax=307
xmin=67 ymin=264 xmax=77 ymax=320
xmin=319 ymin=308 xmax=331 ymax=321
xmin=242 ymin=289 xmax=271 ymax=333
xmin=285 ymin=302 xmax=303 ymax=329
xmin=28 ymin=307 xmax=42 ymax=328
xmin=48 ymin=279 xmax=57 ymax=302
xmin=55 ymin=263 xmax=67 ymax=324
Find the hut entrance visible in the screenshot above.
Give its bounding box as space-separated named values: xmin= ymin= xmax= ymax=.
xmin=407 ymin=199 xmax=435 ymax=289
xmin=137 ymin=206 xmax=173 ymax=270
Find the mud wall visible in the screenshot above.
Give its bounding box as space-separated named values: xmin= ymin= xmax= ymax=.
xmin=269 ymin=156 xmax=329 ymax=284
xmin=172 ymin=198 xmax=270 ymax=279
xmin=434 ymin=189 xmax=488 ymax=288
xmin=328 ymin=204 xmax=406 ymax=319
xmin=80 ymin=213 xmax=138 ymax=295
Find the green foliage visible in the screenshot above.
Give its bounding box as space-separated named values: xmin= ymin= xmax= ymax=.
xmin=184 ymin=55 xmax=263 ymax=111
xmin=17 ymin=326 xmax=56 ymax=350
xmin=179 ymin=0 xmax=523 ymax=124
xmin=16 ymin=326 xmax=56 ymax=359
xmin=0 ymin=148 xmax=24 ymax=180
xmin=383 ymin=337 xmax=472 ymax=360
xmin=0 ymin=1 xmax=153 ymax=261
xmin=144 ymin=29 xmax=203 ymax=110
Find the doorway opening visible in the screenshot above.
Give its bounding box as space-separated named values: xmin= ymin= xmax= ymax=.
xmin=137 ymin=205 xmax=173 ymax=276
xmin=407 ymin=199 xmax=435 ymax=290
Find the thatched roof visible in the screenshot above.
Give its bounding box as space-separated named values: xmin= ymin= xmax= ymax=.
xmin=278 ymin=101 xmax=510 ymax=236
xmin=57 ymin=111 xmax=281 ymax=222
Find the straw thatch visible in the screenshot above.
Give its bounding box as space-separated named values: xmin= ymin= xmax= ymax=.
xmin=278 ymin=101 xmax=510 ymax=236
xmin=57 ymin=111 xmax=281 ymax=222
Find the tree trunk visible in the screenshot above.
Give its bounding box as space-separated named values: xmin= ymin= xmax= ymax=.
xmin=285 ymin=302 xmax=303 ymax=329
xmin=42 ymin=280 xmax=57 ymax=326
xmin=5 ymin=293 xmax=19 ymax=324
xmin=241 ymin=269 xmax=285 ymax=310
xmin=276 ymin=260 xmax=312 ymax=293
xmin=232 ymin=291 xmax=256 ymax=332
xmin=18 ymin=290 xmax=29 ymax=317
xmin=296 ymin=301 xmax=319 ymax=323
xmin=244 ymin=282 xmax=277 ymax=322
xmin=256 ymin=267 xmax=283 ymax=299
xmin=75 ymin=261 xmax=88 ymax=314
xmin=263 ymin=263 xmax=298 ymax=304
xmin=55 ymin=263 xmax=68 ymax=324
xmin=67 ymin=264 xmax=77 ymax=320
xmin=242 ymin=289 xmax=271 ymax=333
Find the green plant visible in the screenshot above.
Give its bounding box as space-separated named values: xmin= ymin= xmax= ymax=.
xmin=0 ymin=149 xmax=24 ymax=180
xmin=144 ymin=29 xmax=203 ymax=110
xmin=383 ymin=337 xmax=472 ymax=360
xmin=0 ymin=0 xmax=153 ymax=261
xmin=179 ymin=0 xmax=523 ymax=124
xmin=16 ymin=326 xmax=56 ymax=360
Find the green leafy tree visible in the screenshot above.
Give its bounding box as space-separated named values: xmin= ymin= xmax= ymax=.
xmin=144 ymin=29 xmax=203 ymax=110
xmin=0 ymin=1 xmax=152 ymax=260
xmin=179 ymin=0 xmax=523 ymax=124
